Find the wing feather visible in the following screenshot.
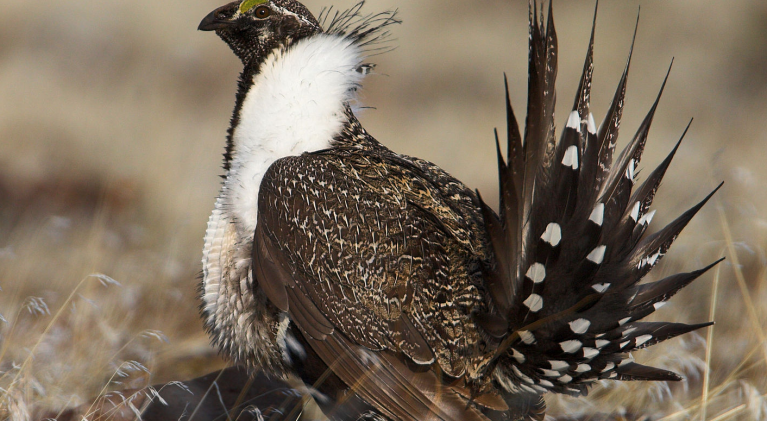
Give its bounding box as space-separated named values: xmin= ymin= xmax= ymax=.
xmin=252 ymin=152 xmax=499 ymax=419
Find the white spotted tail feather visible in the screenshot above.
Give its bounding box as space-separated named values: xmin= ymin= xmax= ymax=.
xmin=476 ymin=2 xmax=722 ymax=396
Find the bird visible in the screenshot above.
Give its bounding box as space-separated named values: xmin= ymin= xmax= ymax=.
xmin=197 ymin=1 xmax=722 ymax=420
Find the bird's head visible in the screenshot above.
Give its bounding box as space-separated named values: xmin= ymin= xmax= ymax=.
xmin=198 ymin=0 xmax=321 ymax=64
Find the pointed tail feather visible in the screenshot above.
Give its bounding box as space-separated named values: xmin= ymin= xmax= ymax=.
xmin=480 ymin=2 xmax=720 ymax=397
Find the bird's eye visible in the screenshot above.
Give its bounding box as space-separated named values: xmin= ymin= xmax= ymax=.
xmin=254 ymin=5 xmax=271 ymax=19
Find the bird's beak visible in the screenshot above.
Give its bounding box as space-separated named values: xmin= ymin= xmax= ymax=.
xmin=198 ymin=3 xmax=238 ymax=31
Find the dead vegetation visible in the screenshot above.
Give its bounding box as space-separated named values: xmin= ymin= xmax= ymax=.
xmin=1 ymin=0 xmax=766 ymax=419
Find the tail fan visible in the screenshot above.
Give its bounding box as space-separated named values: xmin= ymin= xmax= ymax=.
xmin=479 ymin=1 xmax=721 ymax=396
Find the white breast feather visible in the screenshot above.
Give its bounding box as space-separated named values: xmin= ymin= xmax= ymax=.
xmin=228 ymin=33 xmax=365 ymax=235
xmin=202 ymin=33 xmax=366 ymax=320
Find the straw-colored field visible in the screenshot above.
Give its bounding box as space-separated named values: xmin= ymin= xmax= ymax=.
xmin=1 ymin=0 xmax=766 ymax=419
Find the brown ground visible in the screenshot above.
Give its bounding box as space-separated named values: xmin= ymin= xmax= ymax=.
xmin=1 ymin=0 xmax=766 ymax=420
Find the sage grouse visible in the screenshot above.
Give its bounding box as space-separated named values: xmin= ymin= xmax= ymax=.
xmin=198 ymin=1 xmax=721 ymax=420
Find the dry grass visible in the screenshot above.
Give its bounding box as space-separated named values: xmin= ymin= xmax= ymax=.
xmin=1 ymin=0 xmax=766 ymax=419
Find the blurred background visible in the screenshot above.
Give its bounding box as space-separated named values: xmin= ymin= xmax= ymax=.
xmin=1 ymin=0 xmax=766 ymax=419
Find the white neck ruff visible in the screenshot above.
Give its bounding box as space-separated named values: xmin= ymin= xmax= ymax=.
xmin=201 ymin=33 xmax=366 ymax=342
xmin=226 ymin=33 xmax=364 ymax=235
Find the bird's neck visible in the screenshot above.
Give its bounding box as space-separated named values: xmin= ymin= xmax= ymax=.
xmin=223 ymin=33 xmax=366 ymax=236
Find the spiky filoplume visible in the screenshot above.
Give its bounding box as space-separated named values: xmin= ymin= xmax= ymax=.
xmin=198 ymin=1 xmax=720 ymax=420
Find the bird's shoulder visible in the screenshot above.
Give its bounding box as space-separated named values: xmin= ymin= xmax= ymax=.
xmin=283 ymin=146 xmax=486 ymax=247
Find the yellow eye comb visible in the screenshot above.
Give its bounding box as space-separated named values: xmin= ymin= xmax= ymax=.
xmin=239 ymin=0 xmax=267 ymax=14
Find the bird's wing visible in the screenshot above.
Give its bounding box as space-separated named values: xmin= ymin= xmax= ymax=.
xmin=252 ymin=151 xmax=498 ymax=421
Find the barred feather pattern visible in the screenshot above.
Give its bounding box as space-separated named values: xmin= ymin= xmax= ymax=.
xmin=479 ymin=2 xmax=721 ymax=397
